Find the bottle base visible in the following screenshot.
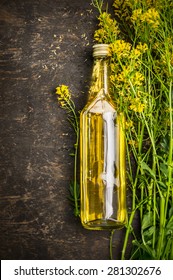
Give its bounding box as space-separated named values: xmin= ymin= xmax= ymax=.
xmin=81 ymin=219 xmax=126 ymax=230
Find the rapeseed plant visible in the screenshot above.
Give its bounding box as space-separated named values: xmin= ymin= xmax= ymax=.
xmin=55 ymin=85 xmax=80 ymax=217
xmin=93 ymin=0 xmax=173 ymax=260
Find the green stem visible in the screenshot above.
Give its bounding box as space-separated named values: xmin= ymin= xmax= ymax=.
xmin=110 ymin=230 xmax=115 ymax=260
xmin=152 ymin=180 xmax=156 ymax=251
xmin=67 ymin=99 xmax=80 ymax=216
xmin=91 ymin=0 xmax=103 ymax=14
xmin=156 ymin=195 xmax=165 ymax=259
xmin=74 ymin=132 xmax=79 ymax=216
xmin=121 ymin=159 xmax=140 ymax=259
xmin=121 ymin=209 xmax=136 ymax=260
xmin=122 ymin=81 xmax=146 ymax=259
xmin=166 ymin=81 xmax=173 ymax=206
xmin=138 ymin=120 xmax=145 ymax=219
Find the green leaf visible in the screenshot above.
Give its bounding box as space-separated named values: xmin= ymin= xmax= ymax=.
xmin=143 ymin=226 xmax=155 ymax=239
xmin=69 ymin=181 xmax=80 ymax=198
xmin=141 ymin=162 xmax=155 ymax=178
xmin=169 ymin=205 xmax=173 ymax=218
xmin=132 ymin=240 xmax=155 ymax=259
xmin=157 ymin=180 xmax=167 ymax=190
xmin=142 ymin=212 xmax=153 ymax=230
xmin=165 ymin=215 xmax=173 ymax=236
xmin=160 ymin=162 xmax=168 ymax=178
xmin=160 ymin=135 xmax=170 ymax=153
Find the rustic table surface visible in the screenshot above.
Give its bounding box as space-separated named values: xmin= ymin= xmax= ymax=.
xmin=0 ymin=0 xmax=128 ymax=260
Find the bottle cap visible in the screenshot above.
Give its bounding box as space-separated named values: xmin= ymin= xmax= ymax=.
xmin=93 ymin=44 xmax=109 ymax=57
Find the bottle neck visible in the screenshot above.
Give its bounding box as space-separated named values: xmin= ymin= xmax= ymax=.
xmin=90 ymin=56 xmax=109 ymax=98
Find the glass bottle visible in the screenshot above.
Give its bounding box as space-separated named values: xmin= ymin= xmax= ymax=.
xmin=80 ymin=44 xmax=127 ymax=230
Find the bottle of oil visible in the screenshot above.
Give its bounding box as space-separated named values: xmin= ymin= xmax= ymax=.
xmin=80 ymin=44 xmax=127 ymax=230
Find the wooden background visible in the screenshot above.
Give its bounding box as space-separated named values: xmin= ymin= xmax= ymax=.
xmin=0 ymin=0 xmax=128 ymax=259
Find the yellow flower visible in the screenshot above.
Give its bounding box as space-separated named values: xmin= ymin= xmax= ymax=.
xmin=171 ymin=54 xmax=173 ymax=67
xmin=110 ymin=40 xmax=131 ymax=59
xmin=132 ymin=71 xmax=145 ymax=86
xmin=130 ymin=48 xmax=142 ymax=58
xmin=128 ymin=139 xmax=137 ymax=146
xmin=126 ymin=120 xmax=133 ymax=128
xmin=119 ymin=91 xmax=125 ymax=96
xmin=94 ymin=12 xmax=119 ymax=43
xmin=94 ymin=29 xmax=107 ymax=43
xmin=59 ymin=101 xmax=65 ymax=107
xmin=110 ymin=63 xmax=116 ymax=71
xmin=110 ymin=74 xmax=116 ymax=84
xmin=129 ymin=44 xmax=148 ymax=63
xmin=130 ymin=97 xmax=145 ymax=113
xmin=113 ymin=0 xmax=132 ymax=21
xmin=131 ymin=7 xmax=160 ymax=29
xmin=136 ymin=43 xmax=148 ymax=53
xmin=131 ymin=8 xmax=142 ymax=22
xmin=116 ymin=66 xmax=131 ymax=82
xmin=56 ymin=85 xmax=71 ymax=105
xmin=141 ymin=8 xmax=160 ymax=28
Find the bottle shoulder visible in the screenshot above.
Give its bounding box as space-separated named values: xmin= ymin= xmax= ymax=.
xmin=82 ymin=91 xmax=116 ymax=114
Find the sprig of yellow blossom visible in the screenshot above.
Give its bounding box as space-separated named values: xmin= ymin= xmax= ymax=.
xmin=94 ymin=12 xmax=120 ymax=43
xmin=56 ymin=85 xmax=71 ymax=108
xmin=55 ymin=85 xmax=80 ymax=216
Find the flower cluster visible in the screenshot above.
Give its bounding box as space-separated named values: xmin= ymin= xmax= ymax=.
xmin=110 ymin=40 xmax=131 ymax=59
xmin=129 ymin=97 xmax=145 ymax=113
xmin=56 ymin=85 xmax=71 ymax=107
xmin=94 ymin=12 xmax=120 ymax=43
xmin=131 ymin=7 xmax=160 ymax=29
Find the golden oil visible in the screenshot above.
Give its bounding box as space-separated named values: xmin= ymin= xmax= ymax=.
xmin=80 ymin=44 xmax=127 ymax=230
